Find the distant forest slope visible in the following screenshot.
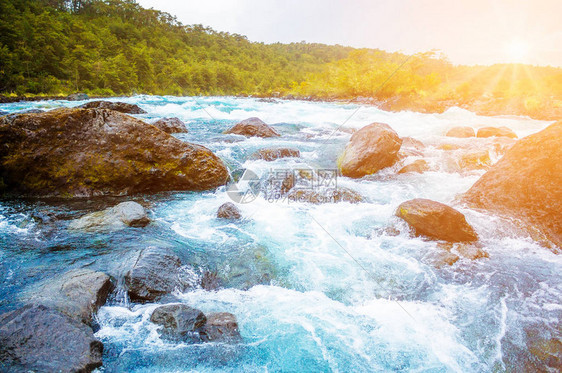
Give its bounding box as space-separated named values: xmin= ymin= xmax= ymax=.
xmin=2 ymin=0 xmax=562 ymax=118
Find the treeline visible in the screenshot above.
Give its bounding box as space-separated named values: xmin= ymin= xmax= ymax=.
xmin=1 ymin=0 xmax=562 ymax=117
xmin=0 ymin=0 xmax=353 ymax=95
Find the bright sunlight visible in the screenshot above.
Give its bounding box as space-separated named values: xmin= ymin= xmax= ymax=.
xmin=504 ymin=39 xmax=531 ymax=63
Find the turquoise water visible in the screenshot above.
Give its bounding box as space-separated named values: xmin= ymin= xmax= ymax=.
xmin=0 ymin=96 xmax=560 ymax=372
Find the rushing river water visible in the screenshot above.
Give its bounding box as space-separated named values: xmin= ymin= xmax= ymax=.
xmin=0 ymin=96 xmax=560 ymax=372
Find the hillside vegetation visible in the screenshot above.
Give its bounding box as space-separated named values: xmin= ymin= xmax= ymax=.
xmin=2 ymin=0 xmax=562 ymax=117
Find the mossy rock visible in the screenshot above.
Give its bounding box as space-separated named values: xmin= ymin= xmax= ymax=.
xmin=0 ymin=108 xmax=229 ymax=197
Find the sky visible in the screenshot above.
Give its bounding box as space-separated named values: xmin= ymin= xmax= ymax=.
xmin=136 ymin=0 xmax=562 ymax=67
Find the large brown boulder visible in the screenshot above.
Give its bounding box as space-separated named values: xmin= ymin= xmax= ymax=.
xmin=463 ymin=122 xmax=562 ymax=247
xmin=0 ymin=108 xmax=229 ymax=197
xmin=224 ymin=117 xmax=280 ymax=138
xmin=79 ymin=100 xmax=146 ymax=114
xmin=339 ymin=123 xmax=402 ymax=178
xmin=396 ymin=199 xmax=478 ymax=242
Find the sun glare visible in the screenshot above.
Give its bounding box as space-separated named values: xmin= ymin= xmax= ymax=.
xmin=504 ymin=39 xmax=531 ymax=63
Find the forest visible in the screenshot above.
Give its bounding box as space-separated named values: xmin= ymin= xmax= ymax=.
xmin=2 ymin=0 xmax=562 ymax=117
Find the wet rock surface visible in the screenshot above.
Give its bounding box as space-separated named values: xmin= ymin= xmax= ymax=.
xmin=21 ymin=268 xmax=113 ymax=325
xmin=200 ymin=312 xmax=242 ymax=343
xmin=446 ymin=126 xmax=475 ymax=138
xmin=0 ymin=108 xmax=229 ymax=197
xmin=396 ymin=199 xmax=478 ymax=243
xmin=476 ymin=126 xmax=517 ymax=139
xmin=224 ymin=117 xmax=280 ymax=138
xmin=464 ymin=122 xmax=562 ymax=248
xmin=69 ymin=201 xmax=150 ymax=231
xmin=398 ymin=159 xmax=430 ymax=174
xmin=0 ymin=305 xmax=103 ymax=373
xmin=339 ymin=123 xmax=402 ymax=178
xmin=79 ymin=100 xmax=146 ymax=114
xmin=125 ymin=247 xmax=190 ymax=302
xmin=217 ymin=202 xmax=242 ymax=219
xmin=251 ymin=147 xmax=300 ymax=161
xmin=287 ymin=187 xmax=364 ymax=204
xmin=152 ymin=117 xmax=188 ymax=133
xmin=151 ymin=304 xmax=207 ymax=341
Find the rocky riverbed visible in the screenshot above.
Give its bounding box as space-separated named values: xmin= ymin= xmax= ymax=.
xmin=0 ymin=96 xmax=560 ymax=372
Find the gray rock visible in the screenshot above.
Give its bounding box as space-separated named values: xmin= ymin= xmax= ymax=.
xmin=224 ymin=117 xmax=280 ymax=138
xmin=21 ymin=269 xmax=112 ymax=325
xmin=151 ymin=304 xmax=206 ymax=341
xmin=69 ymin=201 xmax=150 ymax=232
xmin=152 ymin=117 xmax=188 ymax=133
xmin=0 ymin=305 xmax=103 ymax=372
xmin=79 ymin=100 xmax=146 ymax=114
xmin=67 ymin=93 xmax=89 ymax=101
xmin=125 ymin=247 xmax=189 ymax=302
xmin=0 ymin=110 xmax=8 ymax=116
xmin=200 ymin=312 xmax=242 ymax=343
xmin=217 ymin=202 xmax=242 ymax=219
xmin=251 ymin=148 xmax=300 ymax=161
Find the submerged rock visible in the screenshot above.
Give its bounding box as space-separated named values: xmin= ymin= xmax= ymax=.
xmin=401 ymin=136 xmax=425 ymax=150
xmin=396 ymin=199 xmax=478 ymax=243
xmin=339 ymin=123 xmax=402 ymax=178
xmin=446 ymin=126 xmax=475 ymax=138
xmin=79 ymin=100 xmax=146 ymax=114
xmin=398 ymin=159 xmax=430 ymax=174
xmin=0 ymin=108 xmax=229 ymax=197
xmin=0 ymin=305 xmax=103 ymax=372
xmin=477 ymin=126 xmax=517 ymax=139
xmin=69 ymin=201 xmax=150 ymax=231
xmin=125 ymin=247 xmax=189 ymax=302
xmin=21 ymin=269 xmax=112 ymax=325
xmin=224 ymin=117 xmax=280 ymax=138
xmin=0 ymin=110 xmax=7 ymax=116
xmin=527 ymin=336 xmax=562 ymax=370
xmin=251 ymin=147 xmax=300 ymax=161
xmin=463 ymin=122 xmax=562 ymax=248
xmin=458 ymin=149 xmax=491 ymax=170
xmin=217 ymin=202 xmax=242 ymax=219
xmin=200 ymin=271 xmax=222 ymax=291
xmin=200 ymin=312 xmax=242 ymax=343
xmin=287 ymin=187 xmax=363 ymax=204
xmin=152 ymin=117 xmax=187 ymax=134
xmin=151 ymin=304 xmax=207 ymax=341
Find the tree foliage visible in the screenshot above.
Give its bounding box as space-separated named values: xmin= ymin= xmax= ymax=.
xmin=1 ymin=0 xmax=562 ymax=117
